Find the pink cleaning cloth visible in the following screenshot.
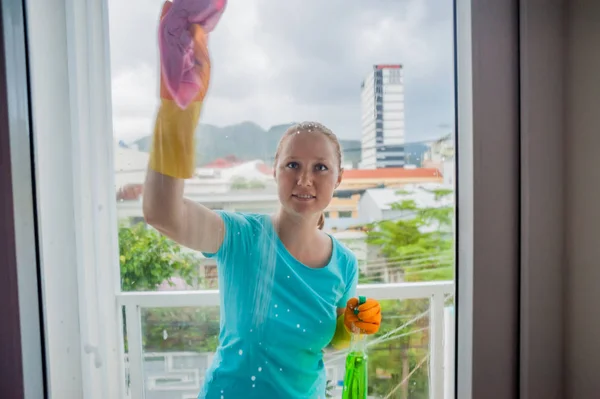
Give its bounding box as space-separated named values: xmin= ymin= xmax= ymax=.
xmin=158 ymin=0 xmax=227 ymax=109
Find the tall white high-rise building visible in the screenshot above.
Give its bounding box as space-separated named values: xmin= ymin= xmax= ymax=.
xmin=360 ymin=64 xmax=406 ymax=169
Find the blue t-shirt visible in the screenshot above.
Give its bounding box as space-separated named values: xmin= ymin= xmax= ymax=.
xmin=198 ymin=211 xmax=358 ymax=399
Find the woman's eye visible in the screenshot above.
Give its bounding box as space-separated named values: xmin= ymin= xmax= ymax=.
xmin=315 ymin=164 xmax=328 ymax=171
xmin=286 ymin=161 xmax=299 ymax=169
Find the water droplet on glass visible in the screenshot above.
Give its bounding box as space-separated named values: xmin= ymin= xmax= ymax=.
xmin=258 ymin=367 xmax=262 ymax=372
xmin=275 ymin=314 xmax=278 ymax=317
xmin=251 ymin=376 xmax=256 ymax=381
xmin=287 ymin=275 xmax=290 ymax=279
xmin=280 ymin=368 xmax=283 ymax=372
xmin=162 ymin=330 xmax=168 ymax=340
xmin=303 ymin=329 xmax=306 ymax=332
xmin=297 ymin=324 xmax=300 ymax=328
xmin=287 ymin=309 xmax=290 ymax=312
xmin=239 ymin=350 xmax=243 ymax=355
xmin=252 ymin=384 xmax=255 ymax=388
xmin=274 ymin=304 xmax=278 ymax=308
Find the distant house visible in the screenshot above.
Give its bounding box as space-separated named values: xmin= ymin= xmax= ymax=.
xmin=422 ymin=133 xmax=455 ymax=186
xmin=358 ymin=183 xmax=454 ymax=228
xmin=324 ymin=168 xmax=444 ymax=231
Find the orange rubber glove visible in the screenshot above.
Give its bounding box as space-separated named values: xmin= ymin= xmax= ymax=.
xmin=344 ymin=296 xmax=382 ymax=335
xmin=148 ymin=1 xmax=211 ymax=179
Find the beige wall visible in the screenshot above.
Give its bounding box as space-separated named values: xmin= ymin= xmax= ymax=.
xmin=565 ymin=1 xmax=600 ymax=397
xmin=326 ymin=195 xmax=361 ymax=218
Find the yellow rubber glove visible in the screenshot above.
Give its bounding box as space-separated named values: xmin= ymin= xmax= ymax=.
xmin=330 ymin=313 xmax=352 ymax=350
xmin=148 ymin=1 xmax=211 ymax=179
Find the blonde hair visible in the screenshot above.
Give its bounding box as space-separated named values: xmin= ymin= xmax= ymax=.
xmin=274 ymin=121 xmax=343 ymax=230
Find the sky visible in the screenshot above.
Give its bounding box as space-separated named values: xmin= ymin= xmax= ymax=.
xmin=108 ymin=0 xmax=455 ymax=143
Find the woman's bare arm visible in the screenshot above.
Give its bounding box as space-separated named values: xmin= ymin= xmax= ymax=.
xmin=142 ymin=168 xmax=224 ymax=253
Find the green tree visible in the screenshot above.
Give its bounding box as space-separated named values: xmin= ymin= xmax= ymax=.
xmin=230 ymin=177 xmax=266 ymax=190
xmin=119 ymin=221 xmax=200 ymax=292
xmin=365 ymin=188 xmax=454 ymax=283
xmin=365 ymin=299 xmax=430 ymax=399
xmin=362 ymin=188 xmax=454 ymax=398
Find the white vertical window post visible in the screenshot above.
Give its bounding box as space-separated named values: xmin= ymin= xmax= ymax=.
xmin=429 ymin=293 xmax=445 ymax=399
xmin=125 ymin=304 xmax=145 ymax=399
xmin=444 ymin=306 xmax=456 ymax=399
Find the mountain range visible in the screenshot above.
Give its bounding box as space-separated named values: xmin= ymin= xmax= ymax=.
xmin=131 ymin=122 xmax=427 ymax=167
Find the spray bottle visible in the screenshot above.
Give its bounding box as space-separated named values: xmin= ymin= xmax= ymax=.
xmin=342 ymin=296 xmax=368 ymax=399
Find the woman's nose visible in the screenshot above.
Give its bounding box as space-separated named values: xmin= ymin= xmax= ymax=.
xmin=297 ymin=171 xmax=313 ymax=186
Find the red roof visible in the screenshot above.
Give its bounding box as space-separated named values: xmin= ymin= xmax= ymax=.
xmin=343 ymin=168 xmax=442 ymax=179
xmin=256 ymin=163 xmax=273 ymax=175
xmin=203 ymin=155 xmax=243 ymax=169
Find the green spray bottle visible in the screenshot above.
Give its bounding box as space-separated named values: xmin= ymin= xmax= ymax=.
xmin=342 ymin=296 xmax=368 ymax=399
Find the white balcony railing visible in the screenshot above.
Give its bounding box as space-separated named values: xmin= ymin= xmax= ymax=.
xmin=117 ymin=281 xmax=455 ymax=399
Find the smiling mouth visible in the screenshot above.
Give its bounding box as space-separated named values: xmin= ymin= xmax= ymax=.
xmin=292 ymin=194 xmax=316 ymax=200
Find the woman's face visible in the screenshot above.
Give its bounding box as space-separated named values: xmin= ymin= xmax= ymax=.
xmin=274 ymin=131 xmax=343 ymax=220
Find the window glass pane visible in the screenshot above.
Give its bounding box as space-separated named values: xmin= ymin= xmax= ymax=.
xmin=135 ymin=298 xmax=450 ymax=398
xmin=109 ymin=0 xmax=456 ymax=397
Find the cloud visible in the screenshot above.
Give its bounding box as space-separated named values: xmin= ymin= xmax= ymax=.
xmin=110 ymin=63 xmax=158 ymax=138
xmin=108 ymin=0 xmax=454 ymax=142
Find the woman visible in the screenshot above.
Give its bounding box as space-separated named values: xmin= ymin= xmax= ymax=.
xmin=143 ymin=4 xmax=381 ymax=397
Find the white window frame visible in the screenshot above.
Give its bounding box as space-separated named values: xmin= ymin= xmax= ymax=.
xmin=16 ymin=0 xmax=565 ymax=398
xmin=25 ymin=0 xmax=124 ymax=397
